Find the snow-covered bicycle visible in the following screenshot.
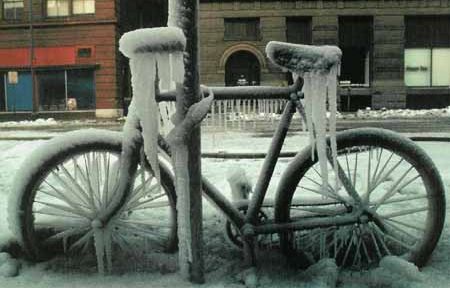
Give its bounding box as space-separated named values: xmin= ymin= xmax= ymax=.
xmin=9 ymin=27 xmax=445 ymax=275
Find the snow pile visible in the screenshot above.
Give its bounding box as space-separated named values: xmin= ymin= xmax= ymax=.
xmin=267 ymin=41 xmax=341 ymax=191
xmin=0 ymin=118 xmax=57 ymax=128
xmin=356 ymin=107 xmax=450 ymax=119
xmin=0 ymin=252 xmax=20 ymax=277
xmin=341 ymin=256 xmax=424 ymax=287
xmin=303 ymin=258 xmax=339 ymax=288
xmin=226 ymin=166 xmax=252 ymax=202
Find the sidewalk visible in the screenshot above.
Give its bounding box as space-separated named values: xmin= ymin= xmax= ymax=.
xmin=2 ymin=117 xmax=450 ymax=141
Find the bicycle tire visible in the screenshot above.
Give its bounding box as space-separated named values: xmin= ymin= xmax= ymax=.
xmin=274 ymin=128 xmax=445 ymax=269
xmin=9 ymin=130 xmax=177 ymax=263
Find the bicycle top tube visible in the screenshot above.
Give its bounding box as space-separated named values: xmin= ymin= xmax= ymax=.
xmin=156 ymin=77 xmax=303 ymax=102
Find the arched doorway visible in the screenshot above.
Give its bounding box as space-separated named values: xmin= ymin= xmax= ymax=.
xmin=225 ymin=51 xmax=260 ymax=86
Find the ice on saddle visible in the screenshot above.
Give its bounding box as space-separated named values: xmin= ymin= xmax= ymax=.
xmin=267 ymin=41 xmax=341 ymax=192
xmin=119 ymin=27 xmax=186 ymax=57
xmin=266 ymin=41 xmax=342 ymax=74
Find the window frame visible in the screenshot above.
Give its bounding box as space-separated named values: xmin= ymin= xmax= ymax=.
xmin=45 ymin=0 xmax=95 ymax=18
xmin=404 ymin=16 xmax=450 ymax=87
xmin=2 ymin=0 xmax=24 ymax=21
xmin=224 ymin=17 xmax=261 ymax=41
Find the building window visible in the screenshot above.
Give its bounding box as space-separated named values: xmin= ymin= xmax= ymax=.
xmin=286 ymin=17 xmax=312 ymax=44
xmin=339 ymin=16 xmax=373 ymax=86
xmin=47 ymin=0 xmax=95 ymax=17
xmin=77 ymin=47 xmax=92 ymax=58
xmin=405 ymin=16 xmax=450 ymax=87
xmin=224 ymin=18 xmax=260 ymax=41
xmin=2 ymin=0 xmax=24 ymax=20
xmin=38 ymin=69 xmax=95 ymax=111
xmin=73 ymin=0 xmax=95 ymax=15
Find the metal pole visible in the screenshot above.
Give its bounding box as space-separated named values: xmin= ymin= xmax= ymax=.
xmin=170 ymin=0 xmax=204 ymax=283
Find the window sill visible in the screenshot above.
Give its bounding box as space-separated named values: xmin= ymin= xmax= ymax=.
xmin=338 ymin=86 xmax=372 ymax=96
xmin=407 ymin=87 xmax=450 ymax=95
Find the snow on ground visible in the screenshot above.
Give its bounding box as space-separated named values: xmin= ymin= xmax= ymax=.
xmin=353 ymin=107 xmax=450 ymax=119
xmin=0 ymin=118 xmax=58 ymax=128
xmin=1 ymin=130 xmax=450 ymax=287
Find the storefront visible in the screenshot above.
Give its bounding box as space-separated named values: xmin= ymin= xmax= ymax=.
xmin=0 ymin=46 xmax=96 ymax=112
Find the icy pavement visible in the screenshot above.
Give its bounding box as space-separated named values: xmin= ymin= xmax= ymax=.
xmin=1 ymin=130 xmax=450 ymax=287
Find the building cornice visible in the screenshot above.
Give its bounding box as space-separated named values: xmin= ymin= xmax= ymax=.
xmin=0 ymin=19 xmax=117 ymax=30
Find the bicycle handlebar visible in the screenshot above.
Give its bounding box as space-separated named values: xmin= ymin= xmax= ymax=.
xmin=156 ymin=76 xmax=303 ymax=102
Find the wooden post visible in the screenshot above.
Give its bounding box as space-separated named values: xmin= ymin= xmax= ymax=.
xmin=169 ymin=0 xmax=204 ymax=283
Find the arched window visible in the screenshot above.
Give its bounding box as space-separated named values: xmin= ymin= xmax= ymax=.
xmin=225 ymin=51 xmax=260 ymax=86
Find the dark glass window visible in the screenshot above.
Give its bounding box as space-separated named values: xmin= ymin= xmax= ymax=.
xmin=77 ymin=47 xmax=92 ymax=58
xmin=224 ymin=18 xmax=260 ymax=41
xmin=3 ymin=0 xmax=23 ymax=20
xmin=405 ymin=16 xmax=450 ymax=87
xmin=67 ymin=69 xmax=95 ymax=109
xmin=0 ymin=73 xmax=5 ymax=112
xmin=286 ymin=17 xmax=312 ymax=44
xmin=339 ymin=16 xmax=373 ymax=86
xmin=38 ymin=71 xmax=66 ymax=111
xmin=405 ymin=16 xmax=450 ymax=48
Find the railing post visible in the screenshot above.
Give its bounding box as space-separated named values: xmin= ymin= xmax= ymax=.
xmin=168 ymin=0 xmax=204 ymax=283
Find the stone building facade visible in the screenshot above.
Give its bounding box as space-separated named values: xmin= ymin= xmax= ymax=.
xmin=0 ymin=0 xmax=449 ymax=117
xmin=199 ymin=0 xmax=450 ymax=110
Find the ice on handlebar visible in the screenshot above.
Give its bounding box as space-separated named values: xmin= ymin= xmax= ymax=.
xmin=119 ymin=27 xmax=186 ymax=57
xmin=267 ymin=41 xmax=341 ymax=192
xmin=119 ymin=27 xmax=186 ymax=184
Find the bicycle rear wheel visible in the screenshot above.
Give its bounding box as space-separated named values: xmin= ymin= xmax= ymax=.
xmin=9 ymin=130 xmax=177 ymax=265
xmin=275 ymin=128 xmax=445 ymax=270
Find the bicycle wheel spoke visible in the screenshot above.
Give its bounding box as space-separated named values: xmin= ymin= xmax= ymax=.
xmin=125 ymin=192 xmax=167 ymax=211
xmin=102 ymin=152 xmax=112 ymax=208
xmin=375 ymin=166 xmax=414 ymax=209
xmin=383 ymin=218 xmax=425 ymax=232
xmin=46 ymin=174 xmax=92 ymax=212
xmin=35 ymin=198 xmax=89 ymax=219
xmin=379 ymin=206 xmax=428 ymax=219
xmin=126 ymin=200 xmax=170 ymax=211
xmin=69 ymin=229 xmax=95 ymax=252
xmin=58 ymin=164 xmax=93 ymax=208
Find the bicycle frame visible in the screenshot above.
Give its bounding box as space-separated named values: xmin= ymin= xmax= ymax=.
xmin=100 ymin=76 xmax=362 ymax=241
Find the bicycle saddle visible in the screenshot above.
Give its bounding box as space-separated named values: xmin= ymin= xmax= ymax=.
xmin=266 ymin=41 xmax=342 ymax=74
xmin=119 ymin=27 xmax=186 ymax=58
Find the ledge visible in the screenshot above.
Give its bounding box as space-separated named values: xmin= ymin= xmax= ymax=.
xmin=407 ymin=87 xmax=450 ymax=95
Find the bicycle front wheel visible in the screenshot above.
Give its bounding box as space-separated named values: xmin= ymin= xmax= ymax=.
xmin=9 ymin=130 xmax=177 ymax=264
xmin=275 ymin=128 xmax=445 ymax=270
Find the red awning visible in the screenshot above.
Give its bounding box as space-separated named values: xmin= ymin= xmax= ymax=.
xmin=0 ymin=47 xmax=79 ymax=68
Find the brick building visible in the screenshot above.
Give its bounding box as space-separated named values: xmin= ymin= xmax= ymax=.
xmin=0 ymin=0 xmax=449 ymax=117
xmin=0 ymin=0 xmax=166 ymax=118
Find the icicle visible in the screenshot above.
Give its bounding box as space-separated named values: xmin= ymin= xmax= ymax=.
xmin=130 ymin=54 xmax=161 ymax=183
xmin=224 ymin=100 xmax=228 ymax=130
xmin=303 ymin=73 xmax=316 ymax=159
xmin=328 ymin=66 xmax=339 ymax=191
xmin=156 ymin=53 xmax=171 ymax=91
xmin=211 ymin=101 xmax=216 ymax=126
xmin=237 ymin=99 xmax=241 ymax=130
xmin=301 ymin=67 xmax=340 ymax=195
xmin=170 ymin=51 xmax=185 ymax=84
